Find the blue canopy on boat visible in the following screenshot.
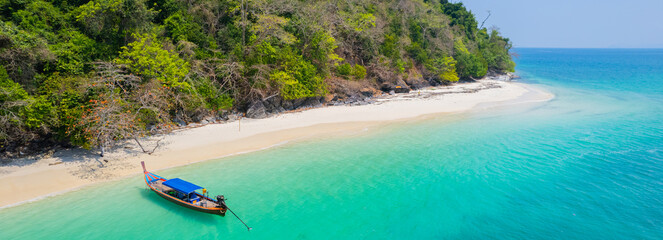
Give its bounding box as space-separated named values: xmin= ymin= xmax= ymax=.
xmin=163 ymin=178 xmax=203 ymax=194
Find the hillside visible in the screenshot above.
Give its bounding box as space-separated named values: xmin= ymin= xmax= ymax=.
xmin=0 ymin=0 xmax=515 ymax=157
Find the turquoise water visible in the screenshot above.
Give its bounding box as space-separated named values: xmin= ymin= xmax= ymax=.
xmin=2 ymin=49 xmax=663 ymax=239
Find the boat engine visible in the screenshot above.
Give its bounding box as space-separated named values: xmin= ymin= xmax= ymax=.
xmin=216 ymin=195 xmax=227 ymax=208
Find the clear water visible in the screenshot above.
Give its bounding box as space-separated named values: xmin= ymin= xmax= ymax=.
xmin=1 ymin=49 xmax=663 ymax=239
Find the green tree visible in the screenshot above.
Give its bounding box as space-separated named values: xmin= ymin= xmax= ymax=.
xmin=454 ymin=40 xmax=486 ymax=79
xmin=191 ymin=76 xmax=233 ymax=111
xmin=271 ymin=55 xmax=326 ymax=100
xmin=11 ymin=0 xmax=64 ymax=41
xmin=426 ymin=56 xmax=459 ymax=82
xmin=38 ymin=74 xmax=88 ymax=145
xmin=381 ymin=33 xmax=400 ymax=61
xmin=305 ymin=30 xmax=340 ymax=74
xmin=0 ymin=66 xmax=27 ymax=102
xmin=0 ymin=20 xmax=53 ymax=87
xmin=347 ymin=12 xmax=376 ymax=32
xmin=49 ymin=29 xmax=96 ymax=74
xmin=478 ymin=29 xmax=515 ymax=72
xmin=20 ymin=95 xmax=55 ymax=129
xmin=0 ymin=66 xmax=54 ymax=144
xmin=115 ymin=33 xmax=190 ymax=89
xmin=0 ymin=66 xmax=29 ymax=144
xmin=0 ymin=0 xmax=519 ymax=156
xmin=164 ymin=12 xmax=209 ymax=47
xmin=441 ymin=0 xmax=478 ymax=39
xmin=75 ymin=0 xmax=156 ymax=55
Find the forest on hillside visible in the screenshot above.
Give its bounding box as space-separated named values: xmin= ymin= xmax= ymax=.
xmin=0 ymin=0 xmax=515 ymax=157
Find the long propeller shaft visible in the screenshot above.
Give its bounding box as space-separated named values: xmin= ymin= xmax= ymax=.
xmin=226 ymin=207 xmax=252 ymax=231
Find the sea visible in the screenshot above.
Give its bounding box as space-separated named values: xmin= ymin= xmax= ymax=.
xmin=1 ymin=48 xmax=662 ymax=239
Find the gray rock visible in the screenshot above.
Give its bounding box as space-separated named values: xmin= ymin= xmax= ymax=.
xmin=263 ymin=95 xmax=283 ymax=113
xmin=360 ymin=88 xmax=374 ymax=97
xmin=201 ymin=120 xmax=209 ymax=125
xmin=301 ymin=97 xmax=321 ymax=108
xmin=147 ymin=125 xmax=156 ymax=132
xmin=246 ymin=101 xmax=267 ymax=119
xmin=292 ymin=98 xmax=306 ymax=109
xmin=404 ymin=77 xmax=430 ymax=89
xmin=282 ymin=100 xmax=294 ymax=110
xmin=174 ymin=118 xmax=186 ymax=127
xmin=218 ymin=111 xmax=229 ymax=119
xmin=381 ymin=82 xmax=411 ymax=93
xmin=381 ymin=83 xmax=394 ymax=92
xmin=393 ymin=86 xmax=410 ymax=93
xmin=227 ymin=114 xmax=238 ymax=122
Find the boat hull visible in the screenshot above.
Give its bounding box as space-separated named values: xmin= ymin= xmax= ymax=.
xmin=150 ymin=186 xmax=227 ymax=216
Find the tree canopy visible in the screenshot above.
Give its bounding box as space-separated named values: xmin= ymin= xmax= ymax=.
xmin=0 ymin=0 xmax=515 ymax=156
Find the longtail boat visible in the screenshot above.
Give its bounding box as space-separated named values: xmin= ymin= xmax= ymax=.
xmin=141 ymin=161 xmax=228 ymax=216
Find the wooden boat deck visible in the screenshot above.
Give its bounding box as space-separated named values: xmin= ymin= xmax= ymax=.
xmin=150 ymin=180 xmax=218 ymax=208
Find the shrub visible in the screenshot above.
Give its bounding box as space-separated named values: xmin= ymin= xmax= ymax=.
xmin=20 ymin=95 xmax=55 ymax=129
xmin=37 ymin=74 xmax=88 ymax=144
xmin=272 ymin=56 xmax=326 ymax=100
xmin=307 ymin=30 xmax=339 ymax=73
xmin=0 ymin=67 xmax=28 ymax=103
xmin=396 ymin=59 xmax=406 ymax=73
xmin=0 ymin=67 xmax=55 ymax=142
xmin=381 ymin=34 xmax=399 ymax=60
xmin=337 ymin=63 xmax=352 ymax=76
xmin=347 ymin=13 xmax=376 ymax=32
xmin=426 ymin=56 xmax=460 ymax=82
xmin=192 ymin=77 xmax=234 ymax=111
xmin=352 ymin=64 xmax=366 ymax=79
xmin=406 ymin=42 xmax=428 ymax=64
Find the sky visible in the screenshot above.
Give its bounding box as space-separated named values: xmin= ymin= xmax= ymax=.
xmin=461 ymin=0 xmax=663 ymax=48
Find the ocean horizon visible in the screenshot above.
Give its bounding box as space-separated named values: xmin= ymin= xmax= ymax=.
xmin=1 ymin=48 xmax=662 ymax=239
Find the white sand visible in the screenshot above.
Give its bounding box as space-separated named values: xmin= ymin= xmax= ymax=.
xmin=0 ymin=80 xmax=553 ymax=208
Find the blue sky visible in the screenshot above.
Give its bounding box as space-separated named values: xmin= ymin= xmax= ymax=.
xmin=461 ymin=0 xmax=663 ymax=48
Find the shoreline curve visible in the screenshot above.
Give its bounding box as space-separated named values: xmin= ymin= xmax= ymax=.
xmin=0 ymin=80 xmax=553 ymax=209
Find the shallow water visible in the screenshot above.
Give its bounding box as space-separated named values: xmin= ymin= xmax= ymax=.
xmin=1 ymin=49 xmax=662 ymax=239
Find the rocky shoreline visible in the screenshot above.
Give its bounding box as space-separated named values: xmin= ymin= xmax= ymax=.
xmin=228 ymin=72 xmax=519 ymax=121
xmin=1 ymin=73 xmax=518 ymax=161
xmin=89 ymin=72 xmax=520 ymax=133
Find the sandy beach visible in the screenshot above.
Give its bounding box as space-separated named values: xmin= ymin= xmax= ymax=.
xmin=0 ymin=80 xmax=553 ymax=208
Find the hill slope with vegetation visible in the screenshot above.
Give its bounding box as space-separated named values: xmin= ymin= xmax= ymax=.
xmin=0 ymin=0 xmax=515 ymax=157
